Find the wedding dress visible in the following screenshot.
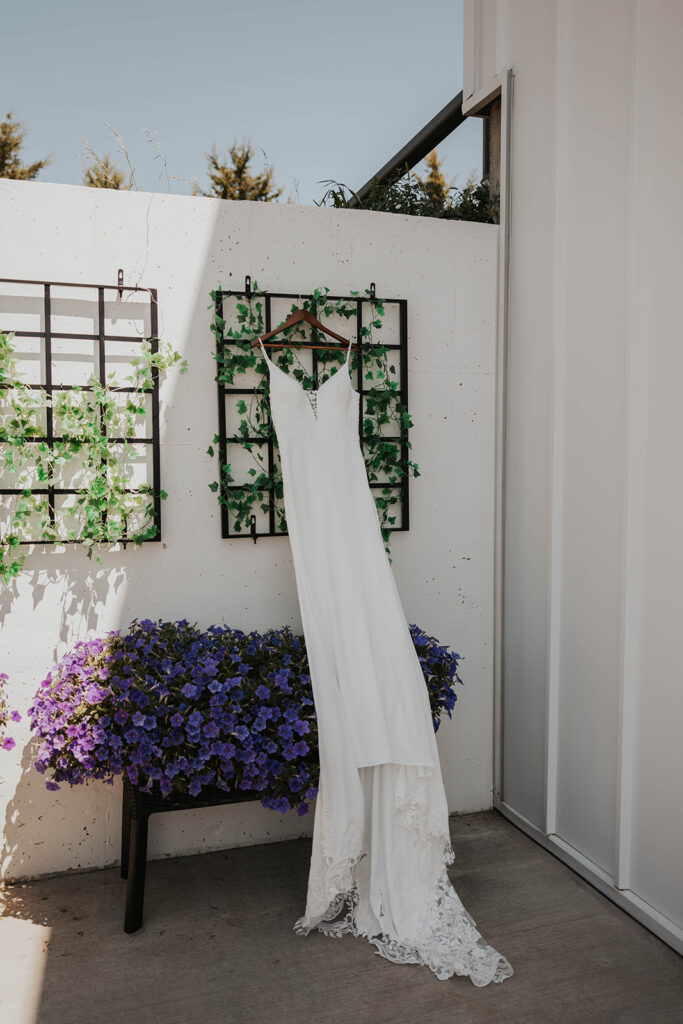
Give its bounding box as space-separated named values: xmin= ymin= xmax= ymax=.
xmin=258 ymin=334 xmax=513 ymax=986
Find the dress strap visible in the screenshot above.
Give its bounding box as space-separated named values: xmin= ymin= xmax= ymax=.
xmin=345 ymin=334 xmax=353 ymax=363
xmin=257 ymin=336 xmax=269 ymax=363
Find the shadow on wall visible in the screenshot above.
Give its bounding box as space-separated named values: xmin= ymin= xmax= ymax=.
xmin=0 ymin=561 xmax=128 ymax=641
xmin=2 ymin=733 xmax=120 ymax=884
xmin=1 ymin=563 xmax=128 ymax=886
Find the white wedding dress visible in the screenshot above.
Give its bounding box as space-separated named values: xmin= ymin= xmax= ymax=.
xmin=258 ymin=335 xmax=513 ymax=986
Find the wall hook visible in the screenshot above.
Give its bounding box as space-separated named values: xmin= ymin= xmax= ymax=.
xmin=117 ymin=268 xmax=124 ymax=299
xmin=251 ymin=514 xmax=257 ymax=543
xmin=245 ymin=275 xmax=252 ymax=296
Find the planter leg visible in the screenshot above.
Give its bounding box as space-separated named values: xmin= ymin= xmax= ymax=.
xmin=124 ymin=813 xmax=149 ymax=933
xmin=121 ymin=782 xmax=131 ymax=879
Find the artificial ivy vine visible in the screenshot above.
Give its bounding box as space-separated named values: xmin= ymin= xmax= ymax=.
xmin=208 ymin=284 xmax=420 ymax=558
xmin=0 ymin=330 xmax=186 ymax=583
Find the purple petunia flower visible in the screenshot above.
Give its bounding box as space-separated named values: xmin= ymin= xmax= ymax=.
xmin=24 ymin=618 xmax=460 ymax=812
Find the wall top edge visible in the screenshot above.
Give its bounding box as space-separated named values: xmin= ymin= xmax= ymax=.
xmin=0 ymin=177 xmax=500 ymax=234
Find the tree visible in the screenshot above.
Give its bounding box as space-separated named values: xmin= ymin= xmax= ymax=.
xmin=0 ymin=110 xmax=51 ymax=180
xmin=414 ymin=149 xmax=453 ymax=208
xmin=196 ymin=141 xmax=283 ymax=201
xmin=82 ymin=151 xmax=130 ymax=189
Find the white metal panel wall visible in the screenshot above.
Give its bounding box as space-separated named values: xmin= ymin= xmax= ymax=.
xmin=552 ymin=0 xmax=636 ymax=879
xmin=627 ymin=2 xmax=683 ymax=928
xmin=465 ymin=0 xmax=683 ymax=950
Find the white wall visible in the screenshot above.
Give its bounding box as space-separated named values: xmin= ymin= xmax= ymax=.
xmin=0 ymin=179 xmax=499 ymax=880
xmin=464 ymin=0 xmax=683 ymax=952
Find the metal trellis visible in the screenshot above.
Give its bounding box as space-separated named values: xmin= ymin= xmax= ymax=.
xmin=0 ymin=275 xmax=162 ymax=547
xmin=214 ymin=284 xmax=410 ymax=542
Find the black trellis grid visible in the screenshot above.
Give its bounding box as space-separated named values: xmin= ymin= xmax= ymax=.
xmin=214 ymin=286 xmax=410 ymax=541
xmin=0 ymin=276 xmax=162 ymax=546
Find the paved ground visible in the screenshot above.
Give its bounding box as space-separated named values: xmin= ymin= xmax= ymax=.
xmin=1 ymin=809 xmax=682 ymax=1024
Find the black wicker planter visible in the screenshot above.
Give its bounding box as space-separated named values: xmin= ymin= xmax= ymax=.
xmin=120 ymin=776 xmax=267 ymax=933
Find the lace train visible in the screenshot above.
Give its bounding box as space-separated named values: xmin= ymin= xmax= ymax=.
xmin=294 ymin=764 xmax=514 ymax=987
xmin=295 ymin=864 xmax=513 ymax=986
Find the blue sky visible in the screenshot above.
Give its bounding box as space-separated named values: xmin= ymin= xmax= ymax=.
xmin=6 ymin=0 xmax=480 ymax=204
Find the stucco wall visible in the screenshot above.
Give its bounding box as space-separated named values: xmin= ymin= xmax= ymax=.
xmin=0 ymin=179 xmax=498 ymax=880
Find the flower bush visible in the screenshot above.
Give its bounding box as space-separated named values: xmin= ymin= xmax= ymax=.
xmin=0 ymin=672 xmax=22 ymax=751
xmin=28 ymin=618 xmax=463 ymax=815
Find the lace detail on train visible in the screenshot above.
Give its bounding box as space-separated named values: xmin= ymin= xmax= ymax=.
xmin=294 ymin=766 xmax=513 ymax=986
xmin=369 ymin=867 xmax=514 ymax=985
xmin=303 ymin=864 xmax=511 ymax=983
xmin=294 ymin=830 xmax=512 ymax=985
xmin=294 ymin=777 xmax=365 ymax=928
xmin=393 ymin=762 xmax=454 ymax=857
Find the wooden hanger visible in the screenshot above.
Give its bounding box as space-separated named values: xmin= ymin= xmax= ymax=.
xmin=251 ymin=307 xmax=357 ymax=352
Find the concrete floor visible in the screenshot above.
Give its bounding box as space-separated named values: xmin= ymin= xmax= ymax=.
xmin=1 ymin=809 xmax=682 ymax=1024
